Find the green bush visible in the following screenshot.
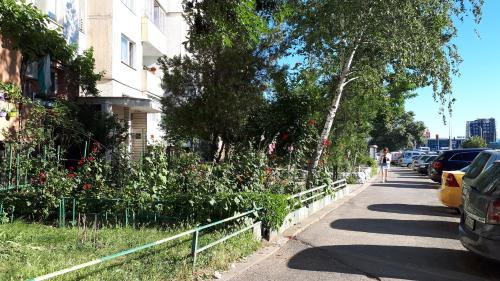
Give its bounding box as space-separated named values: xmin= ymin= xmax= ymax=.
xmin=1 ymin=144 xmax=302 ymax=229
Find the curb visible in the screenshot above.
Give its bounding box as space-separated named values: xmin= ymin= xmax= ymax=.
xmin=218 ymin=177 xmax=377 ymax=281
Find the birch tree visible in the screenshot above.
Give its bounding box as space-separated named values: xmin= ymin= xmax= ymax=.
xmin=290 ymin=0 xmax=483 ymax=180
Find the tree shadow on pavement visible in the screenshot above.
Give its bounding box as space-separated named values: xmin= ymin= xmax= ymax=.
xmin=397 ymin=175 xmax=431 ymax=179
xmin=367 ymin=204 xmax=459 ymax=218
xmin=330 ymin=218 xmax=459 ymax=239
xmin=287 ymin=244 xmax=500 ymax=281
xmin=371 ymin=183 xmax=439 ymax=189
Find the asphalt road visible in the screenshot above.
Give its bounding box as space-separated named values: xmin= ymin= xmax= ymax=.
xmin=231 ymin=167 xmax=500 ymax=281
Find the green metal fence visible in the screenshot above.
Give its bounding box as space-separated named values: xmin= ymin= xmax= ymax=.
xmin=57 ymin=197 xmax=179 ymax=228
xmin=27 ymin=208 xmax=261 ymax=281
xmin=288 ymin=178 xmax=347 ymax=206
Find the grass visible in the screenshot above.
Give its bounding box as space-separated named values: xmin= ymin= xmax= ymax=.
xmin=0 ymin=221 xmax=261 ymax=281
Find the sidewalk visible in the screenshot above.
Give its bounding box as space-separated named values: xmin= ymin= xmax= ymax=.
xmin=219 ymin=179 xmax=375 ymax=281
xmin=223 ymin=167 xmax=500 ymax=281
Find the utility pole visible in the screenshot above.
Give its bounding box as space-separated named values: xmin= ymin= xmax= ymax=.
xmin=449 ymin=119 xmax=452 ymax=149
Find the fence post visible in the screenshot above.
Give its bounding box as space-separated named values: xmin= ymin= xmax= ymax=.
xmin=125 ymin=207 xmax=129 ymax=227
xmin=8 ymin=145 xmax=12 ymax=187
xmin=59 ymin=198 xmax=66 ymax=228
xmin=191 ymin=229 xmax=199 ymax=268
xmin=132 ymin=210 xmax=136 ymax=228
xmin=10 ymin=205 xmax=14 ymax=222
xmin=83 ymin=141 xmax=88 ymax=159
xmin=15 ymin=152 xmax=19 ymax=188
xmin=71 ymin=198 xmax=76 ymax=227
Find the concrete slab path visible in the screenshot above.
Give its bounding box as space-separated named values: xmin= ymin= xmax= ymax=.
xmin=229 ymin=167 xmax=500 ymax=281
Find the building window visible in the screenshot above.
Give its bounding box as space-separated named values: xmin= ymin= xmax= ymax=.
xmin=121 ymin=35 xmax=135 ymax=68
xmin=145 ymin=0 xmax=166 ymax=33
xmin=121 ymin=0 xmax=134 ymax=12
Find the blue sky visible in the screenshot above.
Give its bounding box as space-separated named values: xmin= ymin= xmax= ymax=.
xmin=280 ymin=2 xmax=499 ymax=140
xmin=406 ymin=1 xmax=500 ymax=139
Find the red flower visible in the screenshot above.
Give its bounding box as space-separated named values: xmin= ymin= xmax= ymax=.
xmin=67 ymin=173 xmax=76 ymax=179
xmin=38 ymin=171 xmax=46 ymax=184
xmin=83 ymin=183 xmax=92 ymax=190
xmin=322 ymin=139 xmax=331 ymax=147
xmin=280 ymin=132 xmax=289 ymax=141
xmin=68 ymin=166 xmax=75 ymax=171
xmin=307 ymin=119 xmax=316 ymax=126
xmin=78 ymin=159 xmax=85 ymax=166
xmin=265 ymin=167 xmax=273 ymax=175
xmin=91 ymin=145 xmax=99 ymax=153
xmin=87 ymin=156 xmax=95 ymax=162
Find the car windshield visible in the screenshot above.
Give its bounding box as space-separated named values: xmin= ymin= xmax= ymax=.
xmin=421 ymin=156 xmax=430 ymax=162
xmin=426 ymin=156 xmax=437 ymax=163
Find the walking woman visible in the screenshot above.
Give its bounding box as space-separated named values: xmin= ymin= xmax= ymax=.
xmin=379 ymin=147 xmax=392 ymax=183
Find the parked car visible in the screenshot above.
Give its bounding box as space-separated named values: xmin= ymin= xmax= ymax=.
xmin=439 ymin=166 xmax=469 ymax=209
xmin=391 ymin=151 xmax=403 ymax=165
xmin=418 ymin=155 xmax=438 ymax=174
xmin=460 ymin=150 xmax=500 ymax=210
xmin=412 ymin=155 xmax=432 ymax=171
xmin=399 ymin=151 xmax=426 ymax=167
xmin=429 ymin=149 xmax=488 ymax=183
xmin=459 ymin=160 xmax=500 ymax=262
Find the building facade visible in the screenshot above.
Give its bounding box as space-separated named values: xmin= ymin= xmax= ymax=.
xmin=1 ymin=0 xmax=187 ymax=158
xmin=83 ymin=0 xmax=187 ymax=158
xmin=427 ymin=137 xmax=466 ymax=151
xmin=1 ymin=0 xmax=87 ymax=140
xmin=466 ymin=118 xmax=497 ymax=144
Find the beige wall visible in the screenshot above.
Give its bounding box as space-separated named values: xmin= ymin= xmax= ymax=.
xmin=0 ymin=37 xmax=21 ymax=140
xmin=87 ymin=0 xmax=113 ymax=80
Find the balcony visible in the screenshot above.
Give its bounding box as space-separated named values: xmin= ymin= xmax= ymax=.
xmin=142 ymin=69 xmax=164 ymax=99
xmin=141 ymin=17 xmax=167 ymax=57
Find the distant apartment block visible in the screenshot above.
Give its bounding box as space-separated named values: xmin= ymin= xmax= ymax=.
xmin=466 ymin=118 xmax=497 ymax=144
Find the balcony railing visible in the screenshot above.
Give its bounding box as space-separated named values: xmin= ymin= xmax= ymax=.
xmin=142 ymin=69 xmax=164 ymax=99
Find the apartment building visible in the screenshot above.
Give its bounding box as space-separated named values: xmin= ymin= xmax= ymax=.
xmin=466 ymin=118 xmax=497 ymax=144
xmin=83 ymin=0 xmax=187 ymax=158
xmin=1 ymin=0 xmax=187 ymax=157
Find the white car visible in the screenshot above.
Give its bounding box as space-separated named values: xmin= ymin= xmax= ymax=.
xmin=399 ymin=151 xmax=426 ymax=167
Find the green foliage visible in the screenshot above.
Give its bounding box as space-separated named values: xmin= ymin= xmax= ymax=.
xmin=286 ymin=0 xmax=483 ymax=179
xmin=159 ymin=0 xmax=289 ymax=161
xmin=462 ymin=136 xmax=487 ymax=148
xmin=76 ymin=105 xmax=129 ymax=149
xmin=0 ymin=0 xmax=102 ymax=96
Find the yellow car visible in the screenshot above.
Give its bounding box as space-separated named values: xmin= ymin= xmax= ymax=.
xmin=439 ymin=167 xmax=468 ymax=209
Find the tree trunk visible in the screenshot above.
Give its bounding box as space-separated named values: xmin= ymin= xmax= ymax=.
xmin=308 ymin=47 xmax=358 ymax=185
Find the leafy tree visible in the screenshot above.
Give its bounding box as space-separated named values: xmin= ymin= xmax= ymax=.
xmin=159 ymin=0 xmax=288 ymax=161
xmin=462 ymin=136 xmax=487 ymax=148
xmin=370 ymin=75 xmax=426 ymax=151
xmin=288 ymin=0 xmax=483 ymax=181
xmin=0 ymin=0 xmax=102 ymax=97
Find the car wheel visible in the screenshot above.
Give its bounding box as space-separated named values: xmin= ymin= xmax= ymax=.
xmin=407 ymin=164 xmax=412 ymax=168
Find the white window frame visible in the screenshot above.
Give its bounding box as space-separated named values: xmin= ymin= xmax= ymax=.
xmin=121 ymin=0 xmax=134 ymax=13
xmin=121 ymin=35 xmax=135 ymax=68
